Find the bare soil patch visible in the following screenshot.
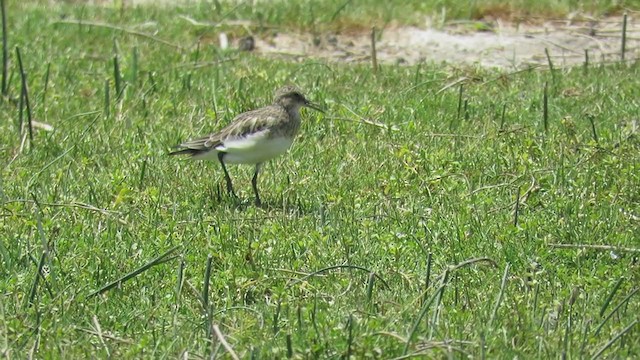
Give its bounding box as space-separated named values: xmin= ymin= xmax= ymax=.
xmin=254 ymin=16 xmax=640 ymax=69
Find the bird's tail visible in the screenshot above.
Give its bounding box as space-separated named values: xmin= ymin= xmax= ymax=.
xmin=168 ymin=145 xmax=217 ymax=160
xmin=168 ymin=147 xmax=199 ymax=157
xmin=169 ymin=135 xmax=216 ymax=158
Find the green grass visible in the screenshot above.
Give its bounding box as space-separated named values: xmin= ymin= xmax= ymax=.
xmin=194 ymin=0 xmax=638 ymax=31
xmin=21 ymin=0 xmax=640 ymax=34
xmin=2 ymin=1 xmax=640 ymax=358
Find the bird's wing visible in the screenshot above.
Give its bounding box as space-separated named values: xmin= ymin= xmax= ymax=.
xmin=169 ymin=106 xmax=283 ymax=156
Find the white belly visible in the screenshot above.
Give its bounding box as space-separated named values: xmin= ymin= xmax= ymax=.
xmin=220 ymin=135 xmax=294 ymax=164
xmin=190 ymin=128 xmax=295 ymax=164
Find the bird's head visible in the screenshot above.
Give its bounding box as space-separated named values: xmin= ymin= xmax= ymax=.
xmin=274 ymin=86 xmax=324 ymax=113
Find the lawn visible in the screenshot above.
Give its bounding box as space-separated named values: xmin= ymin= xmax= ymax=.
xmin=1 ymin=0 xmax=639 ymax=358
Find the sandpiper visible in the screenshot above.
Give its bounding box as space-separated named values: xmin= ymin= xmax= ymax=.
xmin=169 ymin=86 xmax=323 ymax=206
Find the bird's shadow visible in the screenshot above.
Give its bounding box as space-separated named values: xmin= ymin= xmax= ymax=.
xmin=206 ymin=184 xmax=314 ymax=215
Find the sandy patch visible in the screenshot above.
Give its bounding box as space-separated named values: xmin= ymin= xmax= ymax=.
xmin=254 ymin=17 xmax=640 ymax=69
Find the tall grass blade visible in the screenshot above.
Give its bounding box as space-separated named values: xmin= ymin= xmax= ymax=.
xmin=203 ymin=254 xmax=213 ymax=309
xmin=621 ymin=13 xmax=627 ymax=61
xmin=346 ymin=313 xmax=354 ymax=359
xmin=273 ymin=300 xmax=281 ymax=334
xmin=371 ymin=26 xmax=377 ymax=74
xmin=588 ymin=114 xmax=598 ymax=143
xmin=404 ymin=283 xmax=447 ymax=355
xmin=543 ymin=81 xmax=549 ymax=133
xmin=1 ymin=0 xmax=7 ymax=96
xmin=88 ymin=245 xmax=180 ymax=298
xmin=286 ymin=333 xmax=293 ymax=358
xmin=489 ymin=263 xmax=510 ymax=326
xmin=513 ymin=186 xmax=521 ymax=227
xmin=429 ymin=269 xmax=449 ymax=339
xmin=456 ymin=84 xmax=464 ymax=120
xmin=211 ymin=324 xmax=240 ymax=360
xmin=599 ymin=277 xmax=623 ymax=317
xmin=591 ymin=319 xmax=638 ymax=360
xmin=16 ymin=47 xmax=33 ymax=146
xmin=594 ymin=288 xmax=638 ymax=337
xmin=175 ymin=256 xmax=185 ymax=308
xmin=423 ymin=252 xmax=432 ymax=304
xmin=584 ymin=49 xmax=589 ymax=75
xmin=366 ymin=271 xmax=375 ymax=306
xmin=545 ymin=47 xmax=555 ymax=80
xmin=25 ymin=251 xmax=46 ymax=309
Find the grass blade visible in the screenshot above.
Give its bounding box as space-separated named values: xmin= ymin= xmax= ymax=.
xmin=113 ymin=52 xmax=122 ymax=100
xmin=92 ymin=315 xmax=111 ymax=357
xmin=1 ymin=0 xmax=7 ymax=96
xmin=24 ymin=251 xmax=46 ymax=309
xmin=18 ymin=72 xmax=23 ymax=132
xmin=587 ymin=114 xmax=598 ymax=143
xmin=423 ymin=252 xmax=432 ymax=304
xmin=203 ymin=254 xmax=213 ymax=309
xmin=594 ymin=288 xmax=638 ymax=337
xmin=371 ymin=26 xmax=377 ymax=74
xmin=287 ymin=264 xmax=390 ymax=290
xmin=591 ymin=319 xmax=638 ymax=360
xmin=456 ymin=83 xmax=464 ymax=120
xmin=211 ymin=324 xmax=240 ymax=360
xmin=513 ymin=186 xmax=521 ymax=227
xmin=489 ymin=263 xmax=510 ymax=326
xmin=297 ymin=304 xmax=303 ymax=332
xmin=345 ymin=313 xmax=354 ymax=359
xmin=584 ymin=49 xmax=589 ymax=75
xmin=500 ymin=103 xmax=507 ymax=130
xmin=599 ymin=277 xmax=623 ymax=317
xmin=543 ymin=81 xmax=548 ymax=133
xmin=273 ymin=299 xmax=281 ymax=335
xmin=545 ymin=48 xmax=554 ymax=74
xmin=175 ymin=256 xmax=185 ymax=310
xmin=429 ymin=268 xmax=449 ymax=339
xmin=16 ymin=46 xmax=33 ymax=146
xmin=88 ymin=245 xmax=180 ymax=298
xmin=404 ymin=282 xmax=447 ymax=355
xmin=621 ymin=13 xmax=627 ymax=61
xmin=137 ymin=158 xmax=147 ymax=190
xmin=286 ymin=333 xmax=293 ymax=358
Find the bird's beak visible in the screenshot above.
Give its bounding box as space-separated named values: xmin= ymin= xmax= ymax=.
xmin=305 ymin=100 xmax=325 ymax=113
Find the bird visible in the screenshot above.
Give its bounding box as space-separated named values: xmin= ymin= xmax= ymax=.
xmin=169 ymin=86 xmax=323 ymax=206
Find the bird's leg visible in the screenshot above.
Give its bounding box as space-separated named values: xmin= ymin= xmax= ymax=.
xmin=252 ymin=163 xmax=262 ymax=206
xmin=217 ymin=152 xmax=237 ymax=197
